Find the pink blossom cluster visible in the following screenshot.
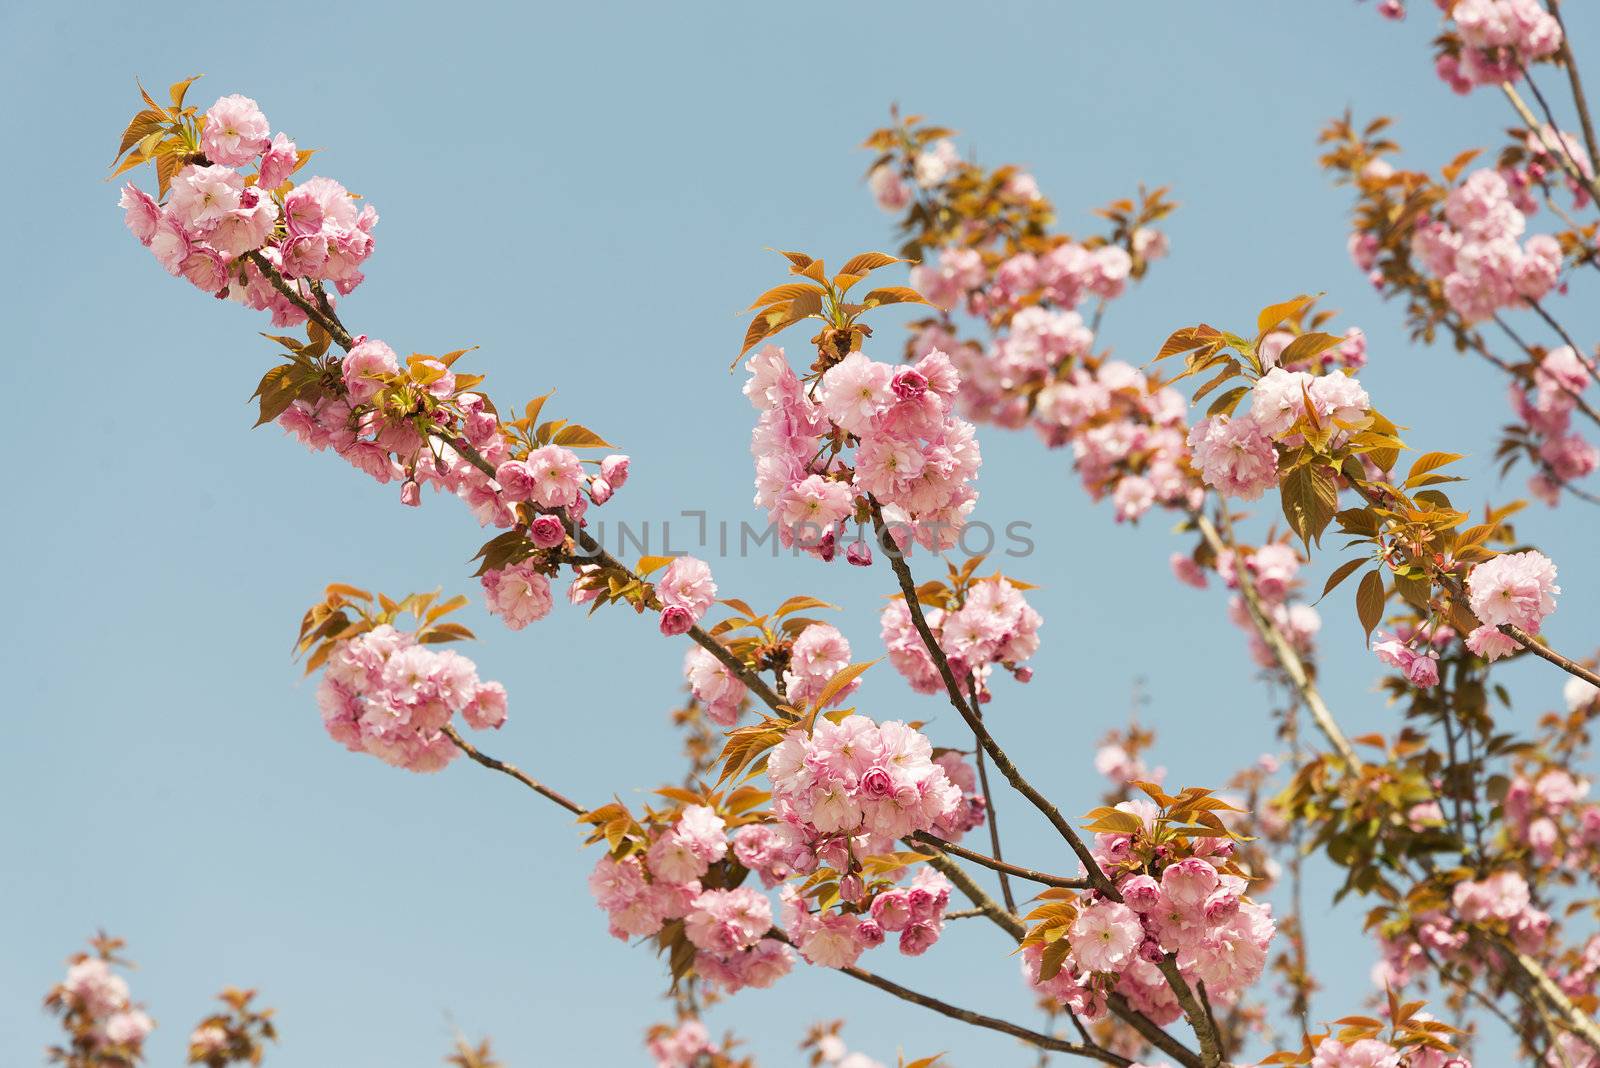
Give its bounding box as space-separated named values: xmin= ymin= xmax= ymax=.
xmin=1505 ymin=768 xmax=1600 ymax=867
xmin=907 ymin=259 xmax=1200 ymax=524
xmin=1189 ymin=366 xmax=1371 ymax=502
xmin=119 ymin=94 xmax=377 ymax=318
xmin=53 ymin=956 xmax=156 ymax=1058
xmin=315 ymin=623 xmax=508 ymax=772
xmin=767 ymin=715 xmax=965 ymax=841
xmin=1506 ymin=125 xmax=1595 ymax=213
xmin=879 ymin=576 xmax=1042 ymax=697
xmin=1435 ymin=0 xmax=1562 ymax=93
xmin=588 ymin=805 xmax=795 ymax=994
xmin=1372 ymin=629 xmax=1444 ymax=689
xmin=646 ymin=1018 xmax=720 ymax=1068
xmin=1260 ymin=327 xmax=1369 ymax=373
xmin=682 ymin=620 xmax=857 ymax=727
xmin=1310 ymin=1034 xmax=1470 ymax=1068
xmin=1094 ymin=742 xmax=1166 ymax=789
xmin=656 ymin=555 xmax=718 ymax=636
xmin=1409 ymin=169 xmax=1564 ymax=323
xmin=1463 ymin=549 xmax=1560 ymax=660
xmin=1452 ymin=870 xmax=1552 ymax=951
xmin=1376 ymin=871 xmax=1551 ymax=993
xmin=1177 ymin=541 xmax=1323 ymax=671
xmin=1509 ymin=346 xmax=1598 ymax=505
xmin=683 ymin=645 xmax=748 ymax=726
xmin=1025 ymin=801 xmax=1275 ymax=1027
xmin=745 ymin=344 xmax=981 ymax=553
xmin=781 ymin=865 xmax=955 ymax=968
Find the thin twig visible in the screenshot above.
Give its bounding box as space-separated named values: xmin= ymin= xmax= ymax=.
xmin=914 ymin=832 xmax=1091 ymax=890
xmin=442 ymin=725 xmax=585 ymax=816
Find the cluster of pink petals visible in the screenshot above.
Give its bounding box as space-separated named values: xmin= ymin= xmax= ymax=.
xmin=646 ymin=1019 xmax=720 ymax=1068
xmin=908 ymin=256 xmax=1197 ymax=525
xmin=683 ymin=646 xmax=748 ymax=725
xmin=880 ymin=576 xmax=1041 ymax=697
xmin=120 ymin=94 xmax=377 ymax=317
xmin=1372 ymin=629 xmax=1443 ymax=688
xmin=1026 ymin=802 xmax=1274 ymax=1026
xmin=865 ymin=138 xmax=1197 ymax=527
xmin=656 ymin=556 xmax=718 ymax=635
xmin=1510 ymin=346 xmax=1598 ymax=505
xmin=783 ymin=866 xmax=955 ymax=969
xmin=1435 ymin=0 xmax=1561 ymax=93
xmin=1505 ymin=768 xmax=1600 ymax=867
xmin=1094 ymin=743 xmax=1166 ymax=789
xmin=1451 ymin=870 xmax=1552 ymax=953
xmin=1186 ymin=414 xmax=1279 ymax=502
xmin=767 ymin=715 xmax=964 ymax=841
xmin=481 ymin=560 xmax=554 ymax=630
xmin=1464 ymin=549 xmax=1559 ymax=659
xmin=1180 ymin=540 xmax=1322 ymax=670
xmin=1410 ymin=169 xmax=1564 ymax=323
xmin=784 ymin=623 xmax=860 ymax=708
xmin=315 ymin=623 xmax=507 ymax=772
xmin=56 ymin=957 xmax=155 ymax=1057
xmin=588 ymin=806 xmax=795 ymax=994
xmin=746 ymin=344 xmax=980 ymax=553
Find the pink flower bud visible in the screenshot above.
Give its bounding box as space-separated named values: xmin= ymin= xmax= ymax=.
xmin=496 ymin=460 xmax=536 ymax=501
xmin=871 ymin=889 xmax=912 ymax=932
xmin=845 ymin=540 xmax=873 ymax=566
xmin=1138 ymin=937 xmax=1165 ymax=963
xmin=854 ymin=917 xmax=885 ymax=947
xmin=1203 ymin=890 xmax=1240 ymax=923
xmin=659 ymin=604 xmax=694 ymax=636
xmin=399 ymin=480 xmax=421 ymax=507
xmin=891 ymin=367 xmax=928 ymax=400
xmin=839 ymin=875 xmax=865 ymax=904
xmin=589 ymin=476 xmax=613 ymax=505
xmin=859 ymin=766 xmax=894 ymax=800
xmin=529 ymin=514 xmax=566 ymax=548
xmin=600 ymin=454 xmax=630 ymax=488
xmin=1119 ymin=874 xmax=1160 ymax=912
xmin=898 ymin=921 xmax=940 ymax=956
xmin=465 ymin=411 xmax=499 ymax=446
xmin=1013 ymin=666 xmax=1034 ymax=683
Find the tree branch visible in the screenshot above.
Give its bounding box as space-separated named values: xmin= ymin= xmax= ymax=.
xmin=1193 ymin=510 xmax=1362 ymax=771
xmin=913 ymin=832 xmax=1090 ymax=890
xmin=868 ymin=500 xmax=1115 ymax=896
xmin=442 ymin=724 xmax=585 ymax=816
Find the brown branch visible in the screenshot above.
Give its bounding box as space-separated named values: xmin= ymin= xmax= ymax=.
xmin=1548 ymin=0 xmax=1600 ymax=168
xmin=242 ymin=252 xmax=356 ymax=351
xmin=1193 ymin=510 xmax=1362 ymax=771
xmin=914 ymin=832 xmax=1090 ymax=890
xmin=1503 ymin=79 xmax=1600 ymax=210
xmin=868 ymin=500 xmax=1113 ymax=895
xmin=969 ymin=674 xmax=1018 ymax=911
xmin=442 ymin=724 xmax=585 ymax=816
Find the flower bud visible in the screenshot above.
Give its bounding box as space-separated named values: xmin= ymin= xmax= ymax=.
xmin=659 ymin=605 xmax=694 ymax=636
xmin=529 ymin=513 xmax=566 ymax=549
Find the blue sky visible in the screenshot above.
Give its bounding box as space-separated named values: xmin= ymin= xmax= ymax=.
xmin=4 ymin=2 xmax=1598 ymax=1065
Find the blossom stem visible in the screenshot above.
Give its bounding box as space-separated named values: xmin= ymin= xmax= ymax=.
xmin=242 ymin=252 xmax=356 ymax=351
xmin=912 ymin=832 xmax=1090 ymax=890
xmin=1344 ymin=482 xmax=1600 ymax=689
xmin=763 ymin=929 xmax=1137 ymax=1067
xmin=1193 ymin=510 xmax=1362 ymax=771
xmin=1547 ymin=0 xmax=1600 ymax=169
xmin=441 ymin=725 xmax=585 ymax=816
xmin=968 ymin=674 xmax=1019 ymax=911
xmin=867 ymin=499 xmax=1114 ymax=896
xmin=1501 ymin=80 xmax=1600 ymax=209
